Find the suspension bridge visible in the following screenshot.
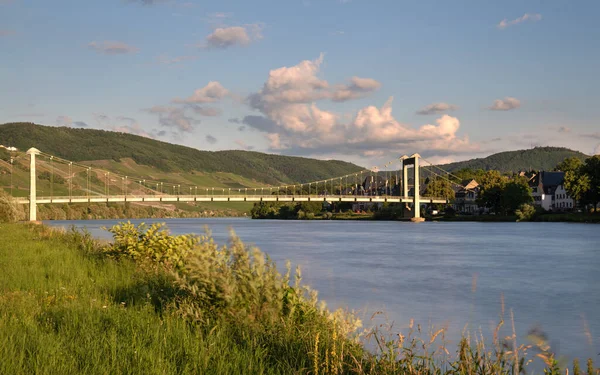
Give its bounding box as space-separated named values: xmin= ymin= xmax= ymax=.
xmin=4 ymin=147 xmax=467 ymax=222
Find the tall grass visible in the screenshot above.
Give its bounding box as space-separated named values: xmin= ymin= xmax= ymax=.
xmin=0 ymin=222 xmax=597 ymax=374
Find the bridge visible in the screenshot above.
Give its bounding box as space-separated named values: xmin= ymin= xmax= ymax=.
xmin=6 ymin=147 xmax=462 ymax=222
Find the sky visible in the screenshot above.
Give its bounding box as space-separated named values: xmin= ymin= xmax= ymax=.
xmin=1 ymin=0 xmax=599 ymax=168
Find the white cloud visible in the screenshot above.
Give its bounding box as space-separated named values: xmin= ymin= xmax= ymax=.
xmin=243 ymin=55 xmax=477 ymax=158
xmin=497 ymin=13 xmax=542 ymax=30
xmin=111 ymin=116 xmax=153 ymax=138
xmin=416 ymin=102 xmax=458 ymax=115
xmin=88 ymin=41 xmax=138 ymax=55
xmin=145 ymin=105 xmax=200 ymax=132
xmin=594 ymin=144 xmax=600 ymax=155
xmin=173 ymin=81 xmax=228 ymax=104
xmin=489 ymin=97 xmax=521 ymax=111
xmin=235 ymin=140 xmax=254 ymax=151
xmin=203 ymin=25 xmax=262 ymax=49
xmin=155 ymin=54 xmax=198 ymax=65
xmin=56 ymin=115 xmax=73 ymax=126
xmin=331 ymin=77 xmax=381 ymax=102
xmin=188 ymin=105 xmax=222 ymax=117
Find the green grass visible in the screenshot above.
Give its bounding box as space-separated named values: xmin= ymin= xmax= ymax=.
xmin=0 ymin=224 xmax=294 ymax=374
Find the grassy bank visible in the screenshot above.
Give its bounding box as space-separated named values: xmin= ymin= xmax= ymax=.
xmin=535 ymin=213 xmax=600 ymax=223
xmin=1 ymin=223 xmax=597 ymax=374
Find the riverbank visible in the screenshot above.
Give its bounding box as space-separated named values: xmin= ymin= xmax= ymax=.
xmin=35 ymin=202 xmax=249 ymax=220
xmin=1 ymin=222 xmax=596 ymax=374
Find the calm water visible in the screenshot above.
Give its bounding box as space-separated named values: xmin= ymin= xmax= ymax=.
xmin=48 ymin=218 xmax=600 ymax=361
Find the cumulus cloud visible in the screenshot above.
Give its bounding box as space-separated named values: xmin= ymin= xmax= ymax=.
xmin=203 ymin=24 xmax=262 ymax=49
xmin=205 ymin=135 xmax=218 ymax=144
xmin=145 ymin=105 xmax=200 ymax=132
xmin=88 ymin=41 xmax=138 ymax=55
xmin=489 ymin=97 xmax=521 ymax=111
xmin=56 ymin=116 xmax=88 ymax=128
xmin=173 ymin=81 xmax=228 ymax=103
xmin=243 ymin=55 xmax=477 ymax=158
xmin=228 ymin=118 xmax=241 ymax=124
xmin=497 ymin=13 xmax=542 ymax=29
xmin=331 ymin=77 xmax=382 ymax=102
xmin=235 ymin=140 xmax=255 ymax=151
xmin=416 ymin=102 xmax=458 ymax=115
xmin=188 ymin=105 xmax=222 ymax=117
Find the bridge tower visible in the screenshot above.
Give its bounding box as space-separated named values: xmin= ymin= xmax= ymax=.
xmin=26 ymin=147 xmax=41 ymax=222
xmin=402 ymin=153 xmax=423 ymax=221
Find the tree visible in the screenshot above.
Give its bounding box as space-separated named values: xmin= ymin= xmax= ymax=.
xmin=501 ymin=177 xmax=533 ymax=215
xmin=563 ymin=169 xmax=590 ymax=206
xmin=423 ymin=177 xmax=455 ymax=200
xmin=554 ymin=157 xmax=582 ymax=173
xmin=477 ymin=170 xmax=508 ymax=214
xmin=563 ymin=155 xmax=600 ymax=210
xmin=580 ymin=156 xmax=600 ymax=210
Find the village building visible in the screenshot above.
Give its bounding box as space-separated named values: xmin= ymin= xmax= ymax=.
xmin=529 ymin=171 xmax=574 ymax=211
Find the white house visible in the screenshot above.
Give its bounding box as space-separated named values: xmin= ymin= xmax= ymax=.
xmin=453 ymin=179 xmax=484 ymax=214
xmin=529 ymin=171 xmax=574 ymax=211
xmin=553 ymin=184 xmax=574 ymax=211
xmin=0 ymin=145 xmax=18 ymax=152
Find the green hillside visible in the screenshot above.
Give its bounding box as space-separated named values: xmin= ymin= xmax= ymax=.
xmin=438 ymin=147 xmax=589 ymax=173
xmin=0 ymin=123 xmax=363 ymax=185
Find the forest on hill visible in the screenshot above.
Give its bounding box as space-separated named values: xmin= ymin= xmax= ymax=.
xmin=0 ymin=123 xmax=363 ymax=185
xmin=439 ymin=147 xmax=589 ymax=173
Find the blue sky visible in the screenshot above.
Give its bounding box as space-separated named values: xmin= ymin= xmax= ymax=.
xmin=1 ymin=0 xmax=599 ymax=167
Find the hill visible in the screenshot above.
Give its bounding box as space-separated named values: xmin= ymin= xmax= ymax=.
xmin=438 ymin=147 xmax=589 ymax=173
xmin=0 ymin=123 xmax=363 ymax=185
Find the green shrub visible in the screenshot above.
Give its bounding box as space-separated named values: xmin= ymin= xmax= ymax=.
xmin=0 ymin=190 xmax=22 ymax=223
xmin=103 ymin=221 xmax=197 ymax=270
xmin=515 ymin=203 xmax=536 ymax=221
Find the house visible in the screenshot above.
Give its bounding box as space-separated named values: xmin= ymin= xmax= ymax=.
xmin=553 ymin=183 xmax=574 ymax=211
xmin=529 ymin=171 xmax=573 ymax=211
xmin=0 ymin=145 xmax=18 ymax=152
xmin=453 ymin=179 xmax=482 ymax=214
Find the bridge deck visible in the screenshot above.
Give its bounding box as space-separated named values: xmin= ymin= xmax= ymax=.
xmin=15 ymin=195 xmax=448 ymax=205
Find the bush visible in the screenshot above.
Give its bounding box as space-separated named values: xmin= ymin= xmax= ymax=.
xmin=0 ymin=190 xmax=22 ymax=223
xmin=515 ymin=203 xmax=536 ymax=222
xmin=444 ymin=206 xmax=456 ymax=218
xmin=103 ymin=221 xmax=198 ymax=270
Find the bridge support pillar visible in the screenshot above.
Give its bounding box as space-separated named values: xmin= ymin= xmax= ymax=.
xmin=27 ymin=147 xmax=41 ymax=222
xmin=413 ymin=155 xmax=420 ymax=219
xmin=402 ymin=153 xmax=423 ymax=221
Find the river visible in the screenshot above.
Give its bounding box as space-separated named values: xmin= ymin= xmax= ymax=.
xmin=47 ymin=218 xmax=600 ymax=362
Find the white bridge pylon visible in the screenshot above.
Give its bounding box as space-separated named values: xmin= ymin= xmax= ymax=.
xmin=20 ymin=148 xmax=449 ymax=222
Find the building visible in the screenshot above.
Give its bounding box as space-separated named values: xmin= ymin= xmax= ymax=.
xmin=553 ymin=183 xmax=574 ymax=211
xmin=0 ymin=145 xmax=18 ymax=152
xmin=529 ymin=171 xmax=573 ymax=211
xmin=453 ymin=179 xmax=482 ymax=214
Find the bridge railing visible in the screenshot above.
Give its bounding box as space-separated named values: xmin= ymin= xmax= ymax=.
xmin=16 ymin=194 xmax=448 ymax=203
